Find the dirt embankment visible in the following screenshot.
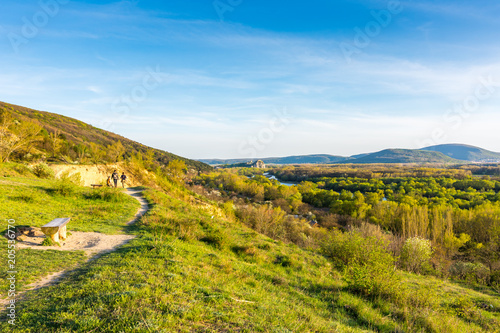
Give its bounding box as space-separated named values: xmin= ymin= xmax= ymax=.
xmin=49 ymin=164 xmax=141 ymax=187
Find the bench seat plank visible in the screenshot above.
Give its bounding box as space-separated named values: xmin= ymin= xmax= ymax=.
xmin=42 ymin=218 xmax=70 ymax=228
xmin=41 ymin=218 xmax=71 ymax=243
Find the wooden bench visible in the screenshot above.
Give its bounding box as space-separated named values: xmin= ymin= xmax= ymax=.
xmin=91 ymin=184 xmax=103 ymax=189
xmin=41 ymin=218 xmax=71 ymax=243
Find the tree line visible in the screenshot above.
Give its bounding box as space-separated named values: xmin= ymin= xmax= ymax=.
xmin=195 ymin=167 xmax=500 ymax=287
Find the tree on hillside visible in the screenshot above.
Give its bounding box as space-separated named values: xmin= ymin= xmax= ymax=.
xmin=107 ymin=140 xmax=125 ymax=163
xmin=49 ymin=129 xmax=62 ymax=157
xmin=0 ymin=111 xmax=42 ymax=162
xmin=165 ymin=159 xmax=187 ymax=183
xmin=144 ymin=149 xmax=156 ymax=171
xmin=74 ymin=143 xmax=88 ymax=163
xmin=89 ymin=142 xmax=105 ymax=165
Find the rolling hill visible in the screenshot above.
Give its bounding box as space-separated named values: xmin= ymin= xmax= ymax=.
xmin=200 ymin=154 xmax=351 ymax=165
xmin=0 ymin=101 xmax=211 ymax=171
xmin=343 ymin=148 xmax=460 ymax=164
xmin=421 ymin=143 xmax=500 ymax=162
xmin=201 ymin=145 xmax=500 ymax=166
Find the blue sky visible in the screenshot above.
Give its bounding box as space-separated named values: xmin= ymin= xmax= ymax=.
xmin=1 ymin=0 xmax=500 ymax=159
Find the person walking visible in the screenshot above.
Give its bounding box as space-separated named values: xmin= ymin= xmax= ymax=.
xmin=111 ymin=170 xmax=119 ymax=188
xmin=120 ymin=172 xmax=127 ymax=188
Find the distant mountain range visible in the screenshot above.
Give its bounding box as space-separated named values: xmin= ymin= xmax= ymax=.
xmin=199 ymin=144 xmax=500 ymax=165
xmin=200 ymin=154 xmax=349 ymax=166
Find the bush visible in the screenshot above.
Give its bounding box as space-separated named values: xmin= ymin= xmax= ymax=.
xmin=52 ymin=171 xmax=82 ymax=196
xmin=449 ymin=261 xmax=490 ymax=284
xmin=399 ymin=237 xmax=433 ymax=274
xmin=13 ymin=163 xmax=32 ymax=176
xmin=274 ymin=255 xmax=293 ymax=267
xmin=200 ymin=228 xmax=228 ymax=249
xmin=490 ymin=270 xmax=500 ymax=288
xmin=41 ymin=237 xmax=60 ymax=247
xmin=33 ymin=163 xmax=54 ymax=179
xmin=321 ymin=231 xmax=398 ymax=297
xmin=86 ymin=186 xmax=128 ymax=203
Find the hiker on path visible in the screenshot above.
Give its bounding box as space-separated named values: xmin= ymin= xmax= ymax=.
xmin=120 ymin=172 xmax=127 ymax=188
xmin=106 ymin=176 xmax=112 ymax=187
xmin=111 ymin=170 xmax=119 ymax=188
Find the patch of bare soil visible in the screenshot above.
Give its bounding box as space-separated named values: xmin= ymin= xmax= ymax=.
xmin=16 ymin=229 xmax=135 ymax=255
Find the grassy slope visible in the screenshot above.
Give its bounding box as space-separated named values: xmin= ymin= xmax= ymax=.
xmin=0 ymin=166 xmax=140 ymax=293
xmin=1 ymin=171 xmax=499 ymax=332
xmin=0 ymin=177 xmax=138 ymax=234
xmin=0 ymin=101 xmax=211 ymax=172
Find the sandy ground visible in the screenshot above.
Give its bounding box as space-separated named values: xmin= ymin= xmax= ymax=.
xmin=16 ymin=230 xmax=136 ymax=254
xmin=0 ymin=189 xmax=149 ymax=307
xmin=50 ymin=164 xmax=140 ymax=187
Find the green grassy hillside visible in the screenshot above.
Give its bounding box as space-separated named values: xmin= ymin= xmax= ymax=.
xmin=0 ymin=101 xmax=211 ymax=171
xmin=1 ymin=163 xmax=499 ymax=332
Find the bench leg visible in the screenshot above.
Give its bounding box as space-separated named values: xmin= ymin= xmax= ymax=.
xmin=41 ymin=227 xmax=60 ymax=243
xmin=59 ymin=225 xmax=67 ymax=240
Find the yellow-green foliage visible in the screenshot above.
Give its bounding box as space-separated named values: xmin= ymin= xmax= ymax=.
xmin=400 ymin=236 xmax=433 ymax=274
xmin=2 ymin=170 xmax=500 ymax=332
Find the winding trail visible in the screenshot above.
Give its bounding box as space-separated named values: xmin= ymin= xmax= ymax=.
xmin=125 ymin=188 xmax=150 ymax=225
xmin=1 ymin=188 xmax=150 ymax=308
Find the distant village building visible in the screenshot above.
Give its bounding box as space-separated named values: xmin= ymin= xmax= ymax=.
xmin=251 ymin=160 xmax=266 ymax=168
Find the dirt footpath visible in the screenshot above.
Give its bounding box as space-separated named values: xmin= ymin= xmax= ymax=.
xmin=16 ymin=229 xmax=135 ymax=255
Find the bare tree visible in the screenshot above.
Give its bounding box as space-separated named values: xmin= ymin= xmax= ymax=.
xmin=49 ymin=129 xmax=62 ymax=157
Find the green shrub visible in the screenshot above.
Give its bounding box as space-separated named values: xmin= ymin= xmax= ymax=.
xmin=41 ymin=237 xmax=60 ymax=247
xmin=32 ymin=163 xmax=54 ymax=179
xmin=399 ymin=237 xmax=433 ymax=274
xmin=14 ymin=163 xmax=32 ymax=176
xmin=200 ymin=228 xmax=228 ymax=249
xmin=321 ymin=231 xmax=399 ymax=297
xmin=490 ymin=270 xmax=500 ymax=288
xmin=449 ymin=261 xmax=490 ymax=284
xmin=274 ymin=255 xmax=293 ymax=267
xmin=13 ymin=194 xmax=35 ymax=203
xmin=231 ymin=244 xmax=257 ymax=256
xmin=52 ymin=171 xmax=82 ymax=196
xmin=86 ymin=186 xmax=128 ymax=202
xmin=453 ymin=296 xmax=480 ymax=320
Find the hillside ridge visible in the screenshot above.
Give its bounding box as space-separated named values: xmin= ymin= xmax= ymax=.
xmin=200 ymin=144 xmax=500 ymax=165
xmin=0 ymin=101 xmax=211 ymax=171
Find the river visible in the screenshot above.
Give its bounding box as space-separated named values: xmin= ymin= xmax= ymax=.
xmin=263 ymin=172 xmax=297 ymax=187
